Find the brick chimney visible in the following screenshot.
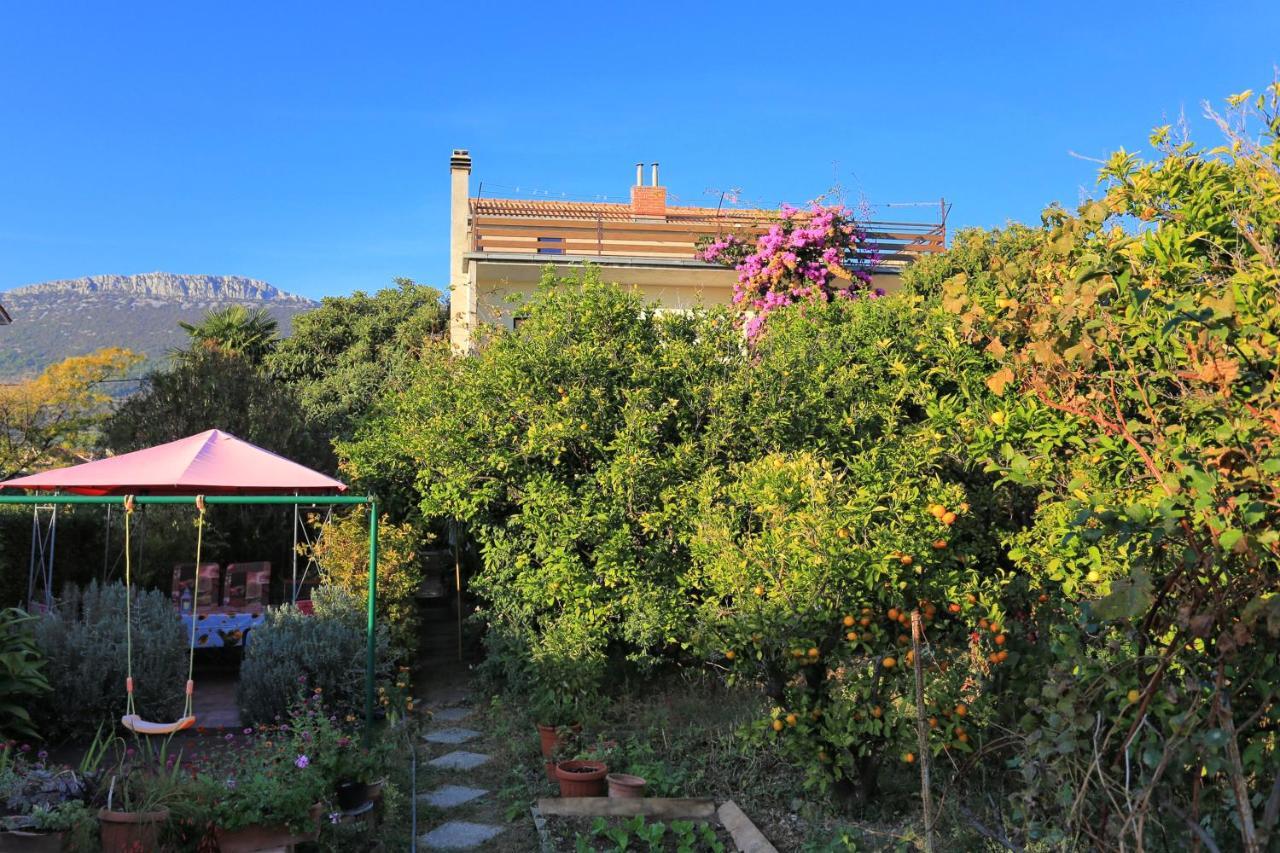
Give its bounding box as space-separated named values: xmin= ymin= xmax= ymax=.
xmin=631 ymin=162 xmax=666 ymax=220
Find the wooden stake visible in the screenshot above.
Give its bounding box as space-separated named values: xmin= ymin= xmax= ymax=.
xmin=912 ymin=610 xmax=935 ymax=853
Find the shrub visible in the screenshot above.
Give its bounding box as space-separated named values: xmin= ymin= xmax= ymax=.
xmin=237 ymin=586 xmax=391 ymax=724
xmin=31 ymin=581 xmax=186 ymax=738
xmin=300 ymin=507 xmax=424 ymax=660
xmin=0 ymin=608 xmax=50 ymax=740
xmin=342 ymin=268 xmax=742 ymax=700
xmin=942 ymin=87 xmax=1280 ymax=849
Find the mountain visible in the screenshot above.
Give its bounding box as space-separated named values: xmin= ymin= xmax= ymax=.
xmin=0 ymin=273 xmax=317 ymax=380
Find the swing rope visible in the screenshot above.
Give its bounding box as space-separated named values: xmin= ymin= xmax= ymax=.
xmin=121 ymin=494 xmax=204 ymax=735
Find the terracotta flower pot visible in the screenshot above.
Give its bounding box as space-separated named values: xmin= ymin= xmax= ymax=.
xmin=0 ymin=829 xmax=65 ymax=853
xmin=536 ymin=722 xmax=582 ymax=758
xmin=606 ymin=772 xmax=647 ymax=798
xmin=544 ymin=761 xmax=558 ymax=783
xmin=98 ymin=806 xmax=169 ymax=853
xmin=214 ymin=802 xmax=324 ymax=853
xmin=554 ymin=760 xmax=608 ymax=797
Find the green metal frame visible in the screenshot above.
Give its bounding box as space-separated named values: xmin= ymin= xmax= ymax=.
xmin=0 ymin=492 xmax=380 ymax=737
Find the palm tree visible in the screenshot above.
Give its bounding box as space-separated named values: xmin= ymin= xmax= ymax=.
xmin=178 ymin=305 xmax=280 ymax=364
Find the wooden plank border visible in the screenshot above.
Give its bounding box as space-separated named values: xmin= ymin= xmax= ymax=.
xmin=536 ymin=797 xmax=716 ymax=820
xmin=717 ymin=800 xmax=779 ymax=853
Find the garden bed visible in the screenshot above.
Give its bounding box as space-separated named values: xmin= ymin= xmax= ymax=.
xmin=539 ymin=811 xmax=738 ymax=852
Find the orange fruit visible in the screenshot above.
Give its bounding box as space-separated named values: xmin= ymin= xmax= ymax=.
xmin=932 ymin=539 xmax=948 ymax=549
xmin=887 ymin=607 xmax=900 ymax=622
xmin=843 ymin=614 xmax=855 ymax=627
xmin=957 ymin=732 xmax=969 ymax=744
xmin=785 ymin=713 xmax=798 ymax=727
xmin=905 ymin=650 xmax=915 ymax=666
xmin=724 ymin=650 xmax=736 ymax=660
xmin=882 ymin=656 xmax=897 ymax=669
xmin=1127 ymin=689 xmax=1141 ymax=704
xmin=994 ymin=634 xmax=1007 ymax=646
xmin=978 ymin=618 xmax=990 ymax=630
xmin=903 ymin=752 xmax=916 ymax=764
xmin=871 ymin=705 xmax=883 ymax=718
xmin=771 ymin=719 xmax=784 ymax=732
xmin=941 ymin=511 xmax=957 ymax=526
xmin=928 ymin=504 xmax=945 ymax=518
xmin=897 ymin=634 xmax=910 ymax=646
xmin=807 ymin=647 xmax=820 ymax=659
xmin=928 ymin=716 xmax=938 ymax=729
xmin=1037 ymin=593 xmax=1049 ymax=603
xmin=948 ymin=602 xmax=962 ymax=614
xmin=899 ymin=554 xmax=914 ymax=566
xmin=791 ymin=648 xmax=805 ymax=659
xmin=859 ymin=616 xmax=871 ymax=627
xmin=861 ymin=606 xmax=873 ymax=615
xmin=954 ymin=703 xmax=968 ymax=717
xmin=996 ymin=650 xmax=1009 ymax=662
xmin=990 ymin=623 xmax=1003 ymax=634
xmin=846 ymin=631 xmax=858 ymax=642
xmin=966 ymin=594 xmax=977 ymax=605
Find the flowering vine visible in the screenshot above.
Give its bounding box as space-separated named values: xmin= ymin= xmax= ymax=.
xmin=698 ymin=204 xmax=881 ymax=337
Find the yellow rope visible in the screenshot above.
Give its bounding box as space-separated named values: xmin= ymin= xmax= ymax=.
xmin=183 ymin=497 xmax=206 ymax=719
xmin=123 ymin=496 xmax=135 ymax=718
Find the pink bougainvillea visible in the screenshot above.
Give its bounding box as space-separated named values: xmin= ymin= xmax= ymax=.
xmin=698 ymin=204 xmax=882 ymax=337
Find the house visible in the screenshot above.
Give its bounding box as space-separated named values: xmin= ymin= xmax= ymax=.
xmin=448 ymin=150 xmax=945 ymax=352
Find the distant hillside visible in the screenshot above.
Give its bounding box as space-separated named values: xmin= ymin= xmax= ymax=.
xmin=0 ymin=273 xmax=317 ymax=380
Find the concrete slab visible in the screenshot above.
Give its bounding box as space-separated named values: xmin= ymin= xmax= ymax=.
xmin=424 ymin=727 xmax=481 ymax=745
xmin=427 ymin=750 xmax=491 ymax=771
xmin=431 ymin=706 xmax=473 ymax=723
xmin=420 ymin=820 xmax=503 ymax=849
xmin=421 ymin=784 xmax=488 ymax=809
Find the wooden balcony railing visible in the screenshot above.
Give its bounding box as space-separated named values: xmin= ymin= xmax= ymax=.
xmin=470 ymin=206 xmax=945 ymax=269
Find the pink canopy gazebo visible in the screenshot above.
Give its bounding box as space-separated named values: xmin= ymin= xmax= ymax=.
xmin=0 ymin=429 xmax=346 ymax=496
xmin=0 ymin=430 xmax=382 ymax=735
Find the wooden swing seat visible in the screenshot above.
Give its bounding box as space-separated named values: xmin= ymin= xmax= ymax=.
xmin=121 ymin=714 xmax=196 ymax=735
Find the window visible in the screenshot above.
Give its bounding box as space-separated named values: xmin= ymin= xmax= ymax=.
xmin=536 ymin=236 xmax=566 ymax=255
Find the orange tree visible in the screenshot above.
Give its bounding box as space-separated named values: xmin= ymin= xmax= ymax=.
xmin=688 ymin=296 xmax=1023 ymax=803
xmin=944 ymin=87 xmax=1280 ymax=850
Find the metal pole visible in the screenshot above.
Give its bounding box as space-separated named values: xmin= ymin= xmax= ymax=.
xmin=454 ymin=522 xmax=463 ymax=662
xmin=291 ymin=501 xmax=299 ymax=604
xmin=365 ymin=501 xmax=378 ymax=744
xmin=26 ymin=507 xmax=38 ymax=611
xmin=911 ymin=610 xmax=935 ymax=853
xmin=45 ymin=505 xmax=57 ymax=610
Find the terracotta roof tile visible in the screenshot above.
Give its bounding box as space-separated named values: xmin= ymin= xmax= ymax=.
xmin=471 ymin=197 xmax=773 ymax=225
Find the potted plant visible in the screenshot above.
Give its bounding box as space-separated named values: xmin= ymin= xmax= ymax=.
xmin=0 ymin=747 xmax=96 ymax=852
xmin=96 ymin=770 xmax=174 ymax=853
xmin=553 ymin=759 xmax=609 ymax=797
xmin=532 ymin=686 xmax=583 ymax=756
xmin=605 ymin=773 xmax=647 ymax=798
xmin=330 ymin=736 xmax=387 ymax=812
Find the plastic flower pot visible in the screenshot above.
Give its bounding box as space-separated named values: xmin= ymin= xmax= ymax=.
xmin=554 ymin=760 xmax=608 ymax=797
xmin=536 ymin=722 xmax=582 ymax=758
xmin=336 ymin=780 xmax=372 ymax=811
xmin=97 ymin=806 xmax=169 ymax=853
xmin=606 ymin=772 xmax=647 ymax=798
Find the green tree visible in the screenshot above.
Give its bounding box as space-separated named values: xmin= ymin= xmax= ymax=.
xmin=0 ymin=347 xmax=141 ymax=480
xmin=268 ymin=279 xmax=446 ymax=443
xmin=178 ymin=305 xmax=280 ymax=364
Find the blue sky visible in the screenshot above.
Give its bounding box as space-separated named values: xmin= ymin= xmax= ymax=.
xmin=2 ymin=1 xmax=1277 ymax=300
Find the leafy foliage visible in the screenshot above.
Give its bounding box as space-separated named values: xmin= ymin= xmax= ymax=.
xmin=0 ymin=348 xmax=141 ymax=480
xmin=178 ymin=304 xmax=280 ymax=365
xmin=0 ymin=609 xmax=50 ymax=740
xmin=236 ymin=586 xmax=391 ymax=724
xmin=300 ymin=507 xmax=424 ymax=659
xmin=268 ymin=278 xmax=447 ymax=445
xmin=30 ymin=582 xmax=187 ymax=738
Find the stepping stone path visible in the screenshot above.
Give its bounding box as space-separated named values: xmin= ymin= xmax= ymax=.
xmin=420 ymin=820 xmax=504 ymax=850
xmin=427 ymin=750 xmax=491 ymax=771
xmin=418 ymin=688 xmax=506 ymax=850
xmin=424 ymin=727 xmax=481 ymax=745
xmin=422 ymin=784 xmax=487 ymax=809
